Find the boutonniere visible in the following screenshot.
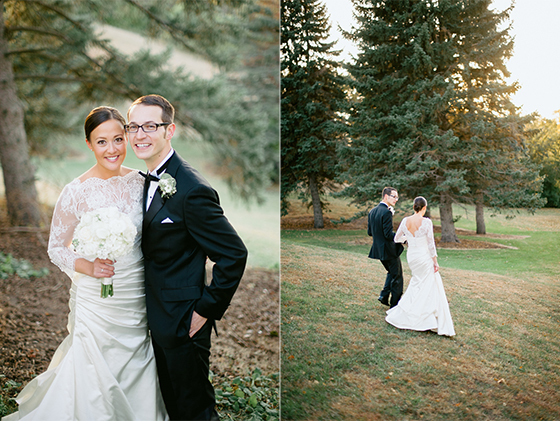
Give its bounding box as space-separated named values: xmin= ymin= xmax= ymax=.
xmin=388 ymin=206 xmax=395 ymax=215
xmin=158 ymin=173 xmax=177 ymax=199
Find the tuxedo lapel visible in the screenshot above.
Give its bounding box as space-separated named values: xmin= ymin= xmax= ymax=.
xmin=142 ymin=152 xmax=181 ymax=231
xmin=144 ymin=188 xmax=164 ymax=230
xmin=142 ymin=174 xmax=150 ymax=218
xmin=164 ymin=151 xmax=181 ymax=177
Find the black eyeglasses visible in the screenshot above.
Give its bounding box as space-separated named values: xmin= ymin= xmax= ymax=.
xmin=125 ymin=122 xmax=171 ymax=133
xmin=389 ymin=194 xmax=399 ymax=200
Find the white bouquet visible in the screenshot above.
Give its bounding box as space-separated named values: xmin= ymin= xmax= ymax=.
xmin=72 ymin=207 xmax=137 ymax=298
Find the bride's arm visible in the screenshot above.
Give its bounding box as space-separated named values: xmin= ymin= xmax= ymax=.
xmin=74 ymin=257 xmax=114 ymax=278
xmin=426 ymin=219 xmax=439 ymax=272
xmin=394 ymin=218 xmax=407 ymax=243
xmin=426 ymin=219 xmax=438 ymax=257
xmin=47 ymin=185 xmax=114 ymax=278
xmin=47 ymin=185 xmax=81 ymax=278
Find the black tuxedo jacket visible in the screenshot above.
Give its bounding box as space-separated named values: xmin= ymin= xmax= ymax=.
xmin=142 ymin=152 xmax=248 ymax=348
xmin=367 ymin=202 xmax=404 ymax=261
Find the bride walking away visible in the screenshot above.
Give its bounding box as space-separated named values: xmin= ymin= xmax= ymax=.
xmin=385 ymin=196 xmax=455 ymax=337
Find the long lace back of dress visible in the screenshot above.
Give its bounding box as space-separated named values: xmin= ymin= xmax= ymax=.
xmin=48 ymin=172 xmax=144 ymax=277
xmin=395 ymin=217 xmax=437 ymax=258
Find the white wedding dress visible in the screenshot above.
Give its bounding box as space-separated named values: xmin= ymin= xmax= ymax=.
xmin=3 ymin=172 xmax=168 ymax=421
xmin=385 ymin=217 xmax=455 ymax=336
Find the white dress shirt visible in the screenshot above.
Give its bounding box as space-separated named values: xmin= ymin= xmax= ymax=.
xmin=145 ymin=149 xmax=175 ymax=211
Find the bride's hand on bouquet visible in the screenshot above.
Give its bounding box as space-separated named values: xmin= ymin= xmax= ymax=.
xmin=92 ymin=258 xmax=115 ymax=278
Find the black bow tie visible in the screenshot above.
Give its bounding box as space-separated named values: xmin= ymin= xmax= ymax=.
xmin=140 ymin=155 xmax=172 ymax=185
xmin=139 ymin=171 xmax=160 ymax=183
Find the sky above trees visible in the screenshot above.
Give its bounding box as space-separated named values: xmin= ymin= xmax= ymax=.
xmin=322 ymin=0 xmax=560 ymax=119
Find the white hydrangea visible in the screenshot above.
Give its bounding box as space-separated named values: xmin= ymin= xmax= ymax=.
xmin=73 ymin=207 xmax=137 ymax=261
xmin=72 ymin=207 xmax=137 ymax=298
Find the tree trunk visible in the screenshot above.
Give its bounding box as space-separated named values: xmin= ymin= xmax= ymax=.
xmin=0 ymin=4 xmax=41 ymax=227
xmin=439 ymin=193 xmax=459 ymax=243
xmin=476 ymin=192 xmax=486 ymax=235
xmin=308 ymin=174 xmax=324 ymax=229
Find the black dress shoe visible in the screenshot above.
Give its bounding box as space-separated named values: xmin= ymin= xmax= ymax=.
xmin=378 ymin=296 xmax=390 ymax=306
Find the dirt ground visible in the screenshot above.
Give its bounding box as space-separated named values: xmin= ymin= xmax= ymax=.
xmin=0 ymin=209 xmax=279 ymax=406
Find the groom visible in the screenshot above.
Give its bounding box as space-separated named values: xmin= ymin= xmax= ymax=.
xmin=127 ymin=94 xmax=248 ymax=420
xmin=367 ymin=187 xmax=404 ymax=308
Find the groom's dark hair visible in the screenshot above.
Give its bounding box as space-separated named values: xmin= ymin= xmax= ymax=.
xmin=382 ymin=187 xmax=397 ymax=198
xmin=128 ymin=94 xmax=175 ymax=123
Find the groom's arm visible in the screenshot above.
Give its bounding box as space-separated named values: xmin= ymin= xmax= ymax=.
xmin=183 ymin=184 xmax=248 ymax=321
xmin=381 ymin=209 xmax=395 ymax=241
xmin=367 ymin=209 xmax=373 ymax=236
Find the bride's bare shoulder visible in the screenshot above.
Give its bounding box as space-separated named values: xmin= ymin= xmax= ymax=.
xmin=121 ymin=166 xmax=138 ymax=175
xmin=77 ymin=167 xmax=96 ymax=183
xmin=404 ymin=215 xmax=415 ymax=228
xmin=76 ymin=167 xmax=139 ymax=183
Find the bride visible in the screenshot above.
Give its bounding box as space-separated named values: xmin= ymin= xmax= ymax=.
xmin=385 ymin=196 xmax=455 ymax=337
xmin=3 ymin=107 xmax=168 ymax=420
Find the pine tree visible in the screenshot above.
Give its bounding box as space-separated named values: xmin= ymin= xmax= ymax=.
xmin=0 ymin=0 xmax=277 ymax=226
xmin=526 ymin=115 xmax=560 ymax=208
xmin=340 ymin=0 xmax=470 ymax=242
xmin=243 ymin=0 xmax=281 ymax=184
xmin=0 ymin=2 xmax=40 ymax=226
xmin=449 ymin=0 xmax=545 ymax=233
xmin=339 ymin=0 xmax=544 ymax=241
xmin=281 ymin=0 xmax=346 ymax=228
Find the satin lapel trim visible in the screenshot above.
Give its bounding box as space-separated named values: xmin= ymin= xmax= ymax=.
xmin=142 ymin=177 xmax=150 ymax=218
xmin=143 ymin=153 xmax=181 ymax=230
xmin=144 ymin=188 xmax=164 ymax=230
xmin=164 ymin=152 xmax=181 ymax=179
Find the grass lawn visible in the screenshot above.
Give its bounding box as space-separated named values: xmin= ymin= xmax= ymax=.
xmin=281 ymin=206 xmax=560 ymax=420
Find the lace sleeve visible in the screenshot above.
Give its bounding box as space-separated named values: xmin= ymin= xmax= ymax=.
xmin=394 ymin=218 xmax=407 ymax=243
xmin=47 ymin=183 xmax=81 ymax=278
xmin=425 ymin=218 xmax=438 ymax=258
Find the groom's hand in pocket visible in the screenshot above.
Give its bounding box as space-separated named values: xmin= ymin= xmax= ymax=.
xmin=189 ymin=311 xmax=207 ymax=338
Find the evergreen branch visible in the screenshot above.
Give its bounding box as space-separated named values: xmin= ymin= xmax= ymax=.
xmin=5 ymin=26 xmax=71 ymax=43
xmin=121 ymin=0 xmax=201 ymax=55
xmin=10 ymin=43 xmax=138 ymax=100
xmin=6 ymin=47 xmax=51 ymax=55
xmin=332 ymin=209 xmax=368 ymax=225
xmin=16 ymin=0 xmax=140 ymax=99
xmin=17 ymin=0 xmax=88 ymax=32
xmin=76 ymin=46 xmax=142 ymax=98
xmin=15 ymin=72 xmax=134 ymax=97
xmin=14 ymin=74 xmax=100 ymax=83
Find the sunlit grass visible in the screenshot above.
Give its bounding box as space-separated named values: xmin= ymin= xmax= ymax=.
xmin=281 ymin=208 xmax=560 ymax=420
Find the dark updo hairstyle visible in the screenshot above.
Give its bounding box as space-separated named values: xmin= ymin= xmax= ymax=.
xmin=84 ymin=106 xmax=126 ymax=141
xmin=413 ymin=196 xmax=427 ymax=213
